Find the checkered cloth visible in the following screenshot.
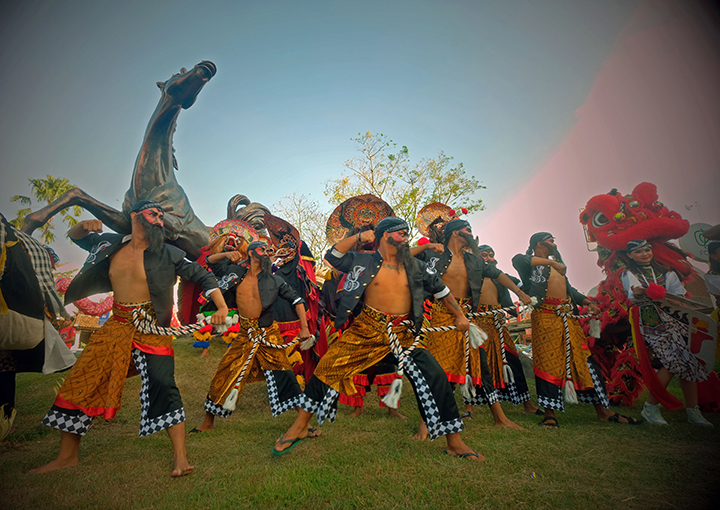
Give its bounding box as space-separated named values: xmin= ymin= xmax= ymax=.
xmin=132 ymin=349 xmax=185 ymax=436
xmin=7 ymin=223 xmax=68 ymax=318
xmin=264 ymin=370 xmax=305 ymax=417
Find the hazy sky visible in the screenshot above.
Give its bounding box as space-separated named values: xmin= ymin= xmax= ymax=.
xmin=5 ymin=0 xmax=713 ymax=293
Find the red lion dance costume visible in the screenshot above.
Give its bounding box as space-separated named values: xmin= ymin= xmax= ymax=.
xmin=579 ymin=182 xmax=719 ymax=409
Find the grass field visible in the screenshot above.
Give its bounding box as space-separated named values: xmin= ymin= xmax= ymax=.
xmin=1 ymin=337 xmax=719 ymax=510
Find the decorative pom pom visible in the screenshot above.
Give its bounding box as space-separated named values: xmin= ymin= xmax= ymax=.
xmin=461 ymin=207 xmax=468 ymax=214
xmin=564 ymin=380 xmax=578 ymax=404
xmin=417 ymin=237 xmax=430 ymax=245
xmin=461 ymin=374 xmax=476 ymax=399
xmin=468 ymin=324 xmax=487 ymax=348
xmin=223 ymin=388 xmax=239 ymax=411
xmin=646 ymin=283 xmax=667 ymax=301
xmin=300 ymin=335 xmax=317 ymax=350
xmin=503 ymin=364 xmax=515 ymax=384
xmin=381 ymin=378 xmax=403 ymax=409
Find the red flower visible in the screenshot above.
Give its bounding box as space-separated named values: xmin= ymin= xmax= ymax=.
xmin=461 ymin=208 xmax=468 ymax=214
xmin=646 ymin=283 xmax=667 ymax=300
xmin=448 ymin=209 xmax=456 ymax=217
xmin=418 ymin=237 xmax=430 ymax=245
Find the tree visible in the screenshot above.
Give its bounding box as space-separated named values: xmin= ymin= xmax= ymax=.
xmin=324 ymin=132 xmax=486 ymax=238
xmin=10 ymin=175 xmax=83 ymax=244
xmin=273 ymin=192 xmax=330 ymax=260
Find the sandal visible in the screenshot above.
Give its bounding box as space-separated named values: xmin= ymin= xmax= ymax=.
xmin=444 ymin=449 xmax=482 ymax=460
xmin=460 ymin=411 xmax=473 ymax=420
xmin=606 ymin=412 xmax=643 ymax=425
xmin=539 ymin=416 xmax=559 ymax=429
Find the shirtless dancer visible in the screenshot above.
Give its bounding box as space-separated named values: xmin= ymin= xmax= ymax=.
xmin=413 ymin=220 xmax=530 ymax=439
xmin=476 ymin=245 xmax=540 ymax=415
xmin=274 ymin=217 xmax=482 ymax=460
xmin=512 ymin=232 xmax=641 ymax=428
xmin=192 ymin=241 xmax=313 ymax=432
xmin=32 ymin=201 xmax=228 ymax=475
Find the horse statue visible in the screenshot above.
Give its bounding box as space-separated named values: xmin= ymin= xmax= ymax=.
xmin=18 ymin=61 xmax=217 ymax=259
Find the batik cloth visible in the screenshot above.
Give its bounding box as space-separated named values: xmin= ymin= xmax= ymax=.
xmin=203 ymin=316 xmax=303 ymax=418
xmin=633 ymin=302 xmax=707 ymax=383
xmin=531 ymin=298 xmax=609 ymax=411
xmin=42 ymin=301 xmax=185 ymax=436
xmin=297 ymin=304 xmax=464 ymax=440
xmin=476 ymin=303 xmax=531 ymax=405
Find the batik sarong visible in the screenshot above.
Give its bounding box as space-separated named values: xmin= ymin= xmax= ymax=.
xmin=531 ymin=298 xmax=609 ymax=411
xmin=43 ymin=301 xmax=184 ymax=436
xmin=476 ymin=303 xmax=531 ymax=405
xmin=204 ymin=316 xmax=303 ymax=418
xmin=297 ymin=304 xmax=464 ymax=440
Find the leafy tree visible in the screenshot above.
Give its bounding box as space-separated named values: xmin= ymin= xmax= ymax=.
xmin=10 ymin=175 xmax=82 ymax=244
xmin=273 ymin=192 xmax=330 ymax=260
xmin=324 ymin=132 xmax=485 ymax=238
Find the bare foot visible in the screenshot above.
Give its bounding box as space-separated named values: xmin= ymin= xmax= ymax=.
xmin=350 ymin=407 xmax=363 ymax=417
xmin=387 ymin=408 xmax=407 ymax=420
xmin=412 ymin=421 xmax=429 ymax=440
xmin=171 ymin=460 xmax=194 ymax=477
xmin=28 ymin=456 xmax=79 ymax=474
xmin=199 ymin=348 xmax=209 ymax=359
xmin=495 ymin=418 xmax=525 ymax=430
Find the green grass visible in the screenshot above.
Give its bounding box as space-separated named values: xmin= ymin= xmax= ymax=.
xmin=1 ymin=338 xmax=719 ymax=510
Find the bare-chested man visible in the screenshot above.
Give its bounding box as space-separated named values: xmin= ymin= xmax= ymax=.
xmin=512 ymin=232 xmax=641 ymax=428
xmin=32 ymin=200 xmax=228 ymax=476
xmin=274 ymin=217 xmax=482 ymax=460
xmin=413 ymin=220 xmax=530 ymax=438
xmin=476 ymin=244 xmax=540 ymax=415
xmin=192 ymin=241 xmax=314 ymax=433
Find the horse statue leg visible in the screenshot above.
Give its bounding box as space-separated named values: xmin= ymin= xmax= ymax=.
xmin=20 ymin=188 xmax=130 ymax=237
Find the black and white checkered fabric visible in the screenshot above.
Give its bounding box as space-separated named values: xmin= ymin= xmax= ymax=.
xmin=42 ymin=408 xmax=94 ymax=435
xmin=264 ymin=370 xmax=304 ymax=417
xmin=576 ymin=362 xmax=610 ymax=408
xmin=498 ymin=382 xmax=529 ymax=406
xmin=314 ymin=387 xmax=339 ymax=425
xmin=132 ymin=349 xmax=185 ymax=436
xmin=462 ymin=385 xmax=500 ymax=407
xmin=12 ymin=228 xmax=67 ymax=317
xmin=537 ymin=386 xmax=564 ymax=411
xmin=204 ymin=396 xmax=232 ymax=418
xmin=404 ymin=357 xmax=464 ymax=439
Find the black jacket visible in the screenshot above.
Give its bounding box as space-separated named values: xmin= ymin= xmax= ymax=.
xmin=325 ymin=246 xmax=449 ymax=333
xmin=205 ymin=257 xmax=304 ymax=328
xmin=511 ymin=253 xmax=586 ymax=307
xmin=66 ymin=233 xmax=218 ymax=327
xmin=416 ymin=249 xmax=503 ymax=310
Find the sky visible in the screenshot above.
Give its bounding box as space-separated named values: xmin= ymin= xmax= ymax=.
xmin=1 ymin=0 xmax=718 ymax=294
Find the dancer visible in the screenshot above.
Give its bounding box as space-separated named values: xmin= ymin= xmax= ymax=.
xmin=31 ymin=201 xmax=228 ymax=476
xmin=476 ymin=245 xmax=540 ymax=415
xmin=512 ymin=232 xmax=641 ymax=428
xmin=623 ymin=239 xmax=713 ymax=427
xmin=274 ymin=217 xmax=482 ymax=460
xmin=413 ymin=220 xmax=529 ymax=437
xmin=192 ymin=240 xmax=314 ymax=433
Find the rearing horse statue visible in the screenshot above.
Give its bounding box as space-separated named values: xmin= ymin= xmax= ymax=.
xmin=19 ymin=61 xmax=217 ymax=259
